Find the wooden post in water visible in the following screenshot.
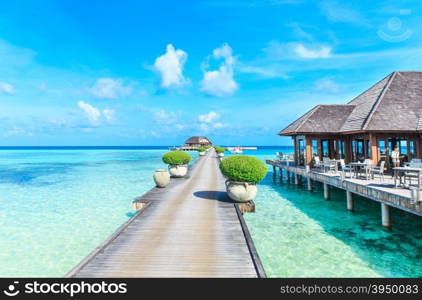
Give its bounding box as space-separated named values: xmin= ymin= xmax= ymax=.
xmin=286 ymin=171 xmax=290 ymax=182
xmin=323 ymin=183 xmax=330 ymax=200
xmin=307 ymin=177 xmax=313 ymax=191
xmin=346 ymin=191 xmax=354 ymax=212
xmin=381 ymin=203 xmax=391 ymax=228
xmin=294 ymin=174 xmax=300 ymax=185
xmin=279 ymin=168 xmax=283 ymax=183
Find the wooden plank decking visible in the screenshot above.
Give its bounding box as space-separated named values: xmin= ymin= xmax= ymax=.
xmin=67 ymin=150 xmax=262 ymax=278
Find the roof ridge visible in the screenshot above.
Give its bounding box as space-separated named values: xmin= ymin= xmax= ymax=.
xmin=417 ymin=109 xmax=422 ymax=131
xmin=362 ymin=72 xmax=397 ymax=130
xmin=346 ymin=72 xmax=394 ymax=105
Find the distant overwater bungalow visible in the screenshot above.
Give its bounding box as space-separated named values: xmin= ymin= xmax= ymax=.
xmin=175 ymin=136 xmax=213 ymax=151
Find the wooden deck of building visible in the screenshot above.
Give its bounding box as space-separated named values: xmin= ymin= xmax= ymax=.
xmin=266 ymin=160 xmax=422 ymax=228
xmin=67 ymin=150 xmax=264 ymax=278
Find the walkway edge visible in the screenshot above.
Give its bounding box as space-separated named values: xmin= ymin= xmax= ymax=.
xmin=234 ymin=203 xmax=267 ymax=278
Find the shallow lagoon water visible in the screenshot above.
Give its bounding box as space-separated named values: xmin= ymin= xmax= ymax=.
xmin=0 ymin=147 xmax=421 ymax=277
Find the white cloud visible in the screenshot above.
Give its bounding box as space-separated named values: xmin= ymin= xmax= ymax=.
xmin=4 ymin=126 xmax=33 ymax=137
xmin=319 ymin=0 xmax=367 ymax=25
xmin=265 ymin=41 xmax=332 ymax=60
xmin=238 ymin=65 xmax=287 ymax=79
xmin=293 ymin=44 xmax=332 ymax=58
xmin=198 ymin=123 xmax=210 ymax=133
xmin=200 ymin=43 xmax=238 ymax=97
xmin=196 ymin=111 xmax=226 ymax=132
xmin=213 ymin=122 xmax=225 ymax=129
xmin=153 ymin=109 xmax=178 ymax=124
xmin=198 ymin=111 xmax=219 ymax=123
xmin=89 ymin=78 xmax=132 ymax=99
xmin=154 ymin=44 xmax=188 ymax=89
xmin=103 ymin=108 xmax=116 ymax=124
xmin=150 ymin=130 xmax=160 ymax=138
xmin=314 ymin=78 xmax=340 ymax=93
xmin=78 ymin=101 xmax=101 ymax=125
xmin=0 ymin=82 xmax=14 ymax=95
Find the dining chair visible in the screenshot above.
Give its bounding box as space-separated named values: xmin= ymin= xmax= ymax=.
xmin=363 ymin=159 xmax=374 ymax=180
xmin=340 ymin=159 xmax=353 ymax=178
xmin=314 ymin=156 xmax=323 ymax=171
xmin=371 ymin=161 xmax=385 ymax=181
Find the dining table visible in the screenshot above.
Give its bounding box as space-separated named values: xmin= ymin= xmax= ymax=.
xmin=393 ymin=167 xmax=422 ymax=189
xmin=349 ymin=162 xmax=371 ymax=179
xmin=322 ymin=159 xmax=340 ymax=173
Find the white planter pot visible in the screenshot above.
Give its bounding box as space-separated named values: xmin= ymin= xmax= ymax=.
xmin=168 ymin=164 xmax=188 ymax=178
xmin=218 ymin=153 xmax=224 ymax=157
xmin=153 ymin=169 xmax=170 ymax=188
xmin=225 ymin=180 xmax=257 ymax=202
xmin=199 ymin=152 xmax=205 ymax=156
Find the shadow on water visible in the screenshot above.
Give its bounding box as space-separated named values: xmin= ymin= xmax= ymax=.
xmin=0 ymin=163 xmax=86 ymax=186
xmin=193 ymin=191 xmax=232 ymax=203
xmin=257 ymin=171 xmax=422 ymax=277
xmin=125 ymin=211 xmax=137 ymax=218
xmin=0 ymin=157 xmax=163 ymax=186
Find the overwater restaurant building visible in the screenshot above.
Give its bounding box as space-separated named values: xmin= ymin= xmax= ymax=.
xmin=184 ymin=136 xmax=212 ymax=148
xmin=279 ymin=72 xmax=422 ymax=168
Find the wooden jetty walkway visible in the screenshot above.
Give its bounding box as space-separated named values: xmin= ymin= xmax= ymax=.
xmin=67 ymin=150 xmax=265 ymax=278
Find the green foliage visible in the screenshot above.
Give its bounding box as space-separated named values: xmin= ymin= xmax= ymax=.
xmin=197 ymin=147 xmax=206 ymax=152
xmin=219 ymin=155 xmax=267 ymax=183
xmin=205 ymin=145 xmax=212 ymax=149
xmin=162 ymin=151 xmax=192 ymax=165
xmin=214 ymin=146 xmax=225 ymax=154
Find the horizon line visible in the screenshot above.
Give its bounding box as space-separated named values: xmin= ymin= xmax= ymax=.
xmin=0 ymin=145 xmax=293 ymax=148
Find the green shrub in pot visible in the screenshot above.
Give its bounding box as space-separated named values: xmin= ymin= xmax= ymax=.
xmin=162 ymin=151 xmax=192 ymax=177
xmin=219 ymin=155 xmax=267 ymax=202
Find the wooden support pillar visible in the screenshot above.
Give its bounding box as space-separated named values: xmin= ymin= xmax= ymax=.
xmin=305 ymin=136 xmax=313 ymax=166
xmin=369 ymin=133 xmax=378 ymax=165
xmin=346 ymin=191 xmax=354 ymax=212
xmin=279 ymin=168 xmax=283 ymax=183
xmin=294 ymin=174 xmax=300 ymax=185
xmin=323 ymin=183 xmax=330 ymax=200
xmin=307 ymin=177 xmax=313 ymax=191
xmin=345 ymin=135 xmax=352 ymax=163
xmin=272 ymin=165 xmax=276 ymax=176
xmin=286 ymin=171 xmax=290 ymax=182
xmin=381 ymin=203 xmax=391 ymax=228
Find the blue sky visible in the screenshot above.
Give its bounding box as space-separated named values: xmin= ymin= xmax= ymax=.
xmin=1 ymin=0 xmax=422 ymax=146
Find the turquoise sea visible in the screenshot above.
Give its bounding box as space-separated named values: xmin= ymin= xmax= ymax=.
xmin=0 ymin=146 xmax=421 ymax=277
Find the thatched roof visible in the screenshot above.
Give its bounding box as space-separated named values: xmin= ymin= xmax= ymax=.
xmin=279 ymin=71 xmax=422 ymax=136
xmin=184 ymin=136 xmax=212 ymax=144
